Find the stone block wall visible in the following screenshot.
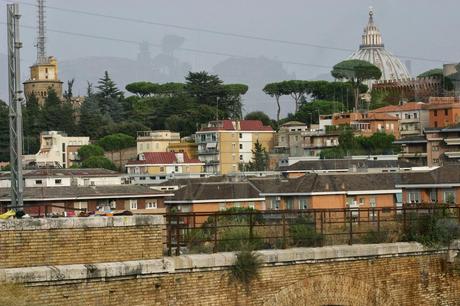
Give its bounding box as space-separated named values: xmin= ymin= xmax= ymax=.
xmin=1 ymin=242 xmax=460 ymax=305
xmin=0 ymin=215 xmax=164 ymax=268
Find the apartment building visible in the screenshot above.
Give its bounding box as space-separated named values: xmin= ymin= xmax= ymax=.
xmin=426 ymin=97 xmax=460 ymax=128
xmin=370 ymin=102 xmax=429 ymax=136
xmin=136 ymin=130 xmax=180 ymax=154
xmin=126 ymin=152 xmax=204 ymax=184
xmin=26 ymin=131 xmax=89 ymax=168
xmin=324 ymin=112 xmax=400 ymax=138
xmin=196 ymin=120 xmax=275 ymax=174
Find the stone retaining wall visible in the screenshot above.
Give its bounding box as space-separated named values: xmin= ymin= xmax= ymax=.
xmin=0 ymin=216 xmax=164 ymax=268
xmin=1 ymin=242 xmax=460 ymax=305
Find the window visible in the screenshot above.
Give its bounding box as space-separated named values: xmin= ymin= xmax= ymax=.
xmin=369 ymin=197 xmax=376 ymax=208
xmin=73 ymin=201 xmax=87 ymax=211
xmin=160 ymin=167 xmax=165 ymax=172
xmin=434 ymin=121 xmax=438 ymax=128
xmin=414 ymin=112 xmax=418 ymax=119
xmin=174 ymin=166 xmax=179 ymax=172
xmin=407 ymin=190 xmax=421 ymax=203
xmin=432 ymin=146 xmax=439 ymax=152
xmin=146 ymin=200 xmax=158 ymax=209
xmin=299 ymin=198 xmax=309 ymax=210
xmin=110 ymin=200 xmax=117 ymax=209
xmin=129 ymin=200 xmax=138 ymax=210
xmin=232 ymin=133 xmax=235 ymax=138
xmin=385 ymin=123 xmax=389 ymax=130
xmin=359 ymin=197 xmax=365 ymax=205
xmin=232 ymin=154 xmax=236 ymax=161
xmin=62 ymin=143 xmax=66 ymax=152
xmin=248 ymin=202 xmax=255 ymax=209
xmin=433 ymin=158 xmax=440 ymax=164
xmin=239 ymin=133 xmax=242 ymax=139
xmin=35 ymin=180 xmax=42 ymax=185
xmin=434 ymin=110 xmax=437 ymax=117
xmin=430 ymin=189 xmax=437 ymax=203
xmin=239 ymin=155 xmax=243 ymax=161
xmin=234 ymin=202 xmax=241 ymax=208
xmin=443 ymin=190 xmax=456 ymax=204
xmin=445 ymin=109 xmax=449 ymax=116
xmin=270 ymin=198 xmax=280 ymax=210
xmin=232 ymin=143 xmax=236 ymax=150
xmin=219 ymin=203 xmax=226 ymax=211
xmin=140 ymin=177 xmax=146 ymax=180
xmin=239 ymin=144 xmax=243 ymax=149
xmin=286 ymin=198 xmax=294 ymax=210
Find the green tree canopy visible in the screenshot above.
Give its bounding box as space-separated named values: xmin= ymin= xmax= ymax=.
xmin=78 ymin=144 xmax=104 ymax=161
xmin=278 ymin=80 xmax=308 ymax=113
xmin=331 ymin=59 xmax=381 ymax=111
xmin=244 ymin=111 xmax=272 ymax=126
xmin=221 ymin=84 xmax=249 ymax=119
xmin=244 ymin=140 xmax=269 ymax=171
xmin=97 ymin=133 xmax=136 ymax=152
xmin=294 ymin=100 xmax=345 ymax=125
xmin=185 ymin=71 xmax=223 ymax=104
xmin=81 ymin=156 xmax=117 ymax=171
xmin=263 ymin=82 xmax=284 ymax=122
xmin=125 ymin=81 xmax=160 ymax=97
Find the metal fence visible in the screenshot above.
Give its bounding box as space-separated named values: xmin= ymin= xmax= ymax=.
xmin=165 ymin=205 xmax=460 ymax=256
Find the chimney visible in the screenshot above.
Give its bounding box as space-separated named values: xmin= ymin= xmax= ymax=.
xmin=175 ymin=153 xmax=184 ymax=163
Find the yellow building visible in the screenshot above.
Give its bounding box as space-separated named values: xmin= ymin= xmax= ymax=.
xmin=196 ymin=120 xmax=275 ymax=174
xmin=23 ymin=56 xmax=63 ymax=105
xmin=137 ymin=131 xmax=180 ymax=154
xmin=168 ymin=142 xmax=198 ymax=160
xmin=125 ymin=152 xmax=204 ymax=176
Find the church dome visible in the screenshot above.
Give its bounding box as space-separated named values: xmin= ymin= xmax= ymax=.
xmin=348 ymin=8 xmax=411 ymax=84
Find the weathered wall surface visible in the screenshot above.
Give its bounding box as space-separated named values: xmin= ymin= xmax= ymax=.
xmin=0 ymin=216 xmax=164 ymax=268
xmin=2 ymin=242 xmax=460 ymax=306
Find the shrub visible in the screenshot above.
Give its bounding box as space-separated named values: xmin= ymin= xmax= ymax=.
xmin=363 ymin=230 xmax=389 ymax=244
xmin=289 ymin=216 xmax=324 ymax=247
xmin=183 ymin=228 xmax=212 ymax=254
xmin=230 ymin=250 xmax=262 ymax=288
xmin=216 ymin=227 xmax=264 ymax=252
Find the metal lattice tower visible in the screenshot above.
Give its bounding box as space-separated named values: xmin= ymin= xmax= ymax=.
xmin=36 ymin=0 xmax=47 ymax=64
xmin=7 ymin=3 xmax=24 ymax=209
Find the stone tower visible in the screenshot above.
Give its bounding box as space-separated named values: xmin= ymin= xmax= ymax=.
xmin=23 ymin=0 xmax=63 ymax=105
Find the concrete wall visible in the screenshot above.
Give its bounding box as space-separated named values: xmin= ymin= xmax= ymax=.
xmin=0 ymin=216 xmax=164 ymax=269
xmin=1 ymin=242 xmax=459 ymax=305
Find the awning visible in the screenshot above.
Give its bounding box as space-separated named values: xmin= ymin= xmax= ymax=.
xmin=206 ymin=142 xmax=217 ymax=149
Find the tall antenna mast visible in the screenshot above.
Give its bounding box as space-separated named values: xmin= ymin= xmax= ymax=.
xmin=36 ymin=0 xmax=47 ymax=64
xmin=7 ymin=3 xmax=24 ymax=210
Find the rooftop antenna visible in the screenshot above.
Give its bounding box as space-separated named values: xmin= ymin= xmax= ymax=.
xmin=36 ymin=0 xmax=47 ymax=64
xmin=7 ymin=2 xmax=24 ymax=210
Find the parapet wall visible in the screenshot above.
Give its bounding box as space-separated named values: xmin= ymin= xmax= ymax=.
xmin=1 ymin=242 xmax=459 ymax=305
xmin=0 ymin=215 xmax=164 ymax=268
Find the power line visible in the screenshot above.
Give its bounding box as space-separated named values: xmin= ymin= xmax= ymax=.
xmin=1 ymin=0 xmax=452 ymax=64
xmin=0 ymin=21 xmax=333 ymax=70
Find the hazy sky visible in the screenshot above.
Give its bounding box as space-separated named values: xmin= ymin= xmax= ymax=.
xmin=1 ymin=0 xmax=459 ymax=103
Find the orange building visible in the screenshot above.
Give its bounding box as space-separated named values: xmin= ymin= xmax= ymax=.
xmin=330 ymin=112 xmax=400 ymax=138
xmin=426 ymin=97 xmax=460 ymax=128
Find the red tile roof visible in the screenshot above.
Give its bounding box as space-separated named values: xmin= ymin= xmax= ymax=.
xmin=356 ymin=113 xmax=399 ymax=121
xmin=126 ymin=152 xmax=202 ymax=165
xmin=200 ymin=120 xmax=273 ymax=132
xmin=371 ymin=102 xmax=426 ymax=113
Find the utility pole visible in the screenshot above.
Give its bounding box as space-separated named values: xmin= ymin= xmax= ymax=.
xmin=7 ymin=3 xmax=24 ymax=210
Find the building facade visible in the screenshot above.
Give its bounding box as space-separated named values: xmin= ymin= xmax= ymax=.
xmin=426 ymin=97 xmax=460 ymax=128
xmin=325 ymin=112 xmax=400 ymax=138
xmin=26 ymin=131 xmax=89 ymax=168
xmin=136 ymin=130 xmax=181 ymax=154
xmin=196 ymin=120 xmax=275 ymax=174
xmin=371 ymin=102 xmax=429 ymax=136
xmin=23 ymin=56 xmax=63 ymax=105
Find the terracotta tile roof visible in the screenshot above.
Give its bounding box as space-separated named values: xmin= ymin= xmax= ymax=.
xmin=371 ymin=102 xmax=426 ymax=113
xmin=126 ymin=152 xmax=202 ymax=165
xmin=357 ymin=113 xmax=399 ymax=121
xmin=0 ymin=185 xmax=168 ymax=202
xmin=167 ymin=182 xmax=262 ymax=202
xmin=279 ymin=159 xmax=416 ymax=172
xmin=199 ymin=120 xmax=273 ymax=132
xmin=0 ymin=168 xmax=120 ymax=179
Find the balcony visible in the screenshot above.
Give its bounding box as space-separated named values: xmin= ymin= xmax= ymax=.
xmin=444 ymin=138 xmax=460 ymax=145
xmin=398 ymin=152 xmax=427 ymax=158
xmin=400 ymin=118 xmax=419 ymax=123
xmin=400 ymin=129 xmax=421 ymax=136
xmin=198 ymin=149 xmax=219 ymax=155
xmin=444 ymin=151 xmax=460 ymax=158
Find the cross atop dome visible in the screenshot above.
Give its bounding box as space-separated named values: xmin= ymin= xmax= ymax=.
xmin=360 ymin=7 xmax=383 ymax=48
